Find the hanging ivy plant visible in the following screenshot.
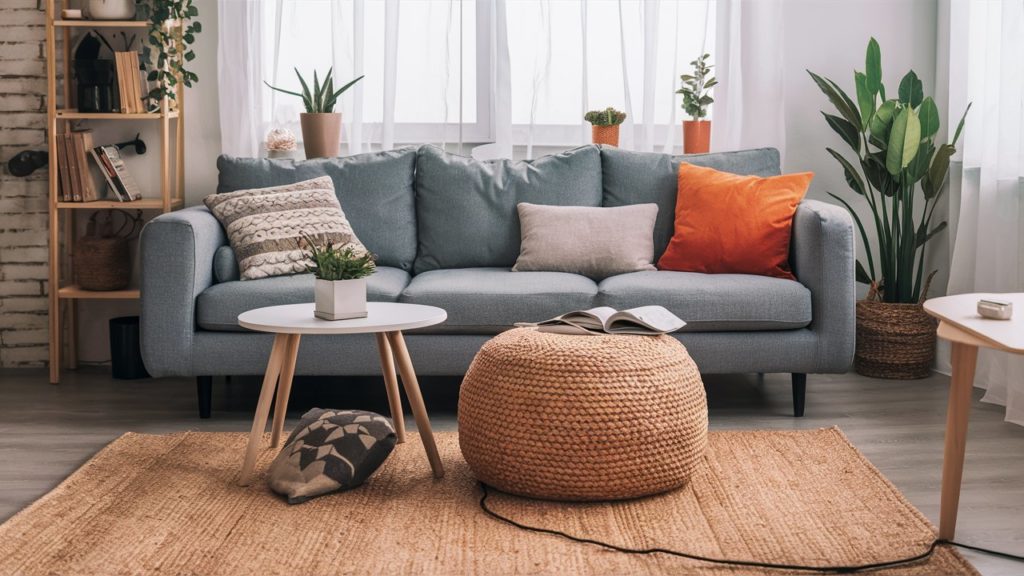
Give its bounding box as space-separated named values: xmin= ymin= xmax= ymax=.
xmin=137 ymin=0 xmax=201 ymax=105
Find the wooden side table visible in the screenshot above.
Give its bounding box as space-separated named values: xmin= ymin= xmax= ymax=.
xmin=235 ymin=302 xmax=448 ymax=486
xmin=923 ymin=293 xmax=1024 ymax=539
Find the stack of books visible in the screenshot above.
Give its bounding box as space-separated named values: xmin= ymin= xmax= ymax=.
xmin=114 ymin=51 xmax=146 ymax=114
xmin=55 ymin=129 xmax=142 ymax=203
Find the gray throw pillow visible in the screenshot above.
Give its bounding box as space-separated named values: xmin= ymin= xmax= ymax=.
xmin=512 ymin=202 xmax=658 ymax=280
xmin=203 ymin=176 xmax=368 ymax=280
xmin=268 ymin=408 xmax=397 ymax=504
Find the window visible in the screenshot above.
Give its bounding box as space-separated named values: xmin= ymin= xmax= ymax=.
xmin=258 ymin=0 xmax=714 ymax=151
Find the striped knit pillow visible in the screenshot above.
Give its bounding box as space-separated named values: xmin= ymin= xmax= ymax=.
xmin=204 ymin=176 xmax=368 ymax=280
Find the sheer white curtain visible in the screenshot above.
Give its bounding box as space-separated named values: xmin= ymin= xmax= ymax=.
xmin=218 ymin=0 xmax=730 ymax=159
xmin=711 ymin=0 xmax=785 ymax=154
xmin=942 ymin=0 xmax=1024 ymax=425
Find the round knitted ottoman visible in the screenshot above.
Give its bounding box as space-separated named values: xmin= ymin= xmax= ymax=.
xmin=458 ymin=327 xmax=708 ymax=501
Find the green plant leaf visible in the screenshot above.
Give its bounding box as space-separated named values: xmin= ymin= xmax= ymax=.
xmin=294 ymin=68 xmax=313 ymax=112
xmin=827 ymin=148 xmax=866 ymax=195
xmin=854 ymin=72 xmax=874 ymax=129
xmin=915 ymin=221 xmax=947 ymax=247
xmin=865 ymin=37 xmax=882 ymax=95
xmin=897 ymin=70 xmax=923 ymax=107
xmin=952 ymin=102 xmax=972 ymax=146
xmin=862 ymin=153 xmax=892 ymax=194
xmin=922 ymin=143 xmax=955 ymax=199
xmin=886 ymin=107 xmax=921 ymax=175
xmin=855 ymin=260 xmax=873 ymax=284
xmin=313 ymin=69 xmax=322 ymax=112
xmin=918 ymin=97 xmax=940 ymax=139
xmin=331 ymin=75 xmax=365 ymax=98
xmin=906 ymin=141 xmax=934 ymax=183
xmin=868 ymin=99 xmax=897 ymax=142
xmin=808 ymin=70 xmax=861 ymax=129
xmin=822 ymin=113 xmax=860 ymax=152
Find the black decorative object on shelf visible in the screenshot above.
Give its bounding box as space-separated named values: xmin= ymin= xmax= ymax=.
xmin=7 ymin=150 xmax=49 ymax=177
xmin=74 ymin=32 xmax=116 ymax=113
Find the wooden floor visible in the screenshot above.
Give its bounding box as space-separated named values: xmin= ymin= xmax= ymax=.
xmin=1 ymin=367 xmax=1022 ymax=575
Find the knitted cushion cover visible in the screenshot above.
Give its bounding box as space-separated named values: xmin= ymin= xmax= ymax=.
xmin=204 ymin=176 xmax=367 ymax=280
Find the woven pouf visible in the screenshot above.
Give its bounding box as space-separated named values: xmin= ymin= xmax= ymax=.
xmin=458 ymin=327 xmax=708 ymax=501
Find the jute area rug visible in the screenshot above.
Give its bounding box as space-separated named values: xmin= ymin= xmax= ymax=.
xmin=0 ymin=428 xmax=975 ymax=575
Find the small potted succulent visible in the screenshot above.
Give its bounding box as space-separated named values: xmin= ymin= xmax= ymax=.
xmin=677 ymin=53 xmax=716 ymax=153
xmin=302 ymin=234 xmax=376 ymax=321
xmin=265 ymin=68 xmax=364 ymax=159
xmin=584 ymin=107 xmax=626 ymax=147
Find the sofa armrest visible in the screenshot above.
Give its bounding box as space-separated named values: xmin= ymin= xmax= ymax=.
xmin=140 ymin=206 xmax=226 ymax=377
xmin=791 ymin=199 xmax=856 ymax=373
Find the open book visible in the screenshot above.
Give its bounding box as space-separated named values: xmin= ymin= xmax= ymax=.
xmin=519 ymin=306 xmax=685 ymax=336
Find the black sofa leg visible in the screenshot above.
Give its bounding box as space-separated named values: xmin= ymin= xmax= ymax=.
xmin=791 ymin=373 xmax=807 ymax=417
xmin=197 ymin=376 xmax=213 ymax=419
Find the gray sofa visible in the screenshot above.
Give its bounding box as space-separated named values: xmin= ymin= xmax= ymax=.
xmin=139 ymin=145 xmax=855 ymax=419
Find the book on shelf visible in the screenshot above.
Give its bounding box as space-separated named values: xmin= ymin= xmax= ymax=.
xmin=517 ymin=306 xmax=686 ymax=336
xmin=63 ymin=133 xmax=82 ymax=201
xmin=56 ymin=133 xmax=71 ymax=202
xmin=114 ymin=51 xmax=145 ymax=114
xmin=95 ymin=145 xmax=142 ymax=201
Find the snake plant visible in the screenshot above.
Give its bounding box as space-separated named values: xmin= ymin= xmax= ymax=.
xmin=265 ymin=68 xmax=364 ymax=114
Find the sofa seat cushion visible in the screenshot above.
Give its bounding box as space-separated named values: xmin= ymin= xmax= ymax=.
xmin=196 ymin=267 xmax=410 ymax=332
xmin=399 ymin=268 xmax=598 ymax=334
xmin=597 ymin=270 xmax=811 ymax=332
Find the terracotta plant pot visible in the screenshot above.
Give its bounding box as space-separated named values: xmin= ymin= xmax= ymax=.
xmin=300 ymin=112 xmax=342 ymax=159
xmin=591 ymin=125 xmax=620 ymax=147
xmin=854 ymin=300 xmax=937 ymax=379
xmin=683 ymin=120 xmax=711 ymax=154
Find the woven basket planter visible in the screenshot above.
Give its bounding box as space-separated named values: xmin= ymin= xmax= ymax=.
xmin=458 ymin=328 xmax=708 ymax=501
xmin=855 ymin=300 xmax=937 ymax=379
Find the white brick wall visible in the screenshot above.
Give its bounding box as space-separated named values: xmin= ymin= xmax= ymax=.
xmin=0 ymin=1 xmax=49 ymax=367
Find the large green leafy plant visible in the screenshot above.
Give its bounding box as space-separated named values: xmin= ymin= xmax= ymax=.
xmin=809 ymin=38 xmax=969 ymax=303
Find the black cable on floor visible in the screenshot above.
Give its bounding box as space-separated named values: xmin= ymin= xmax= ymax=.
xmin=478 ymin=483 xmax=1024 ymax=573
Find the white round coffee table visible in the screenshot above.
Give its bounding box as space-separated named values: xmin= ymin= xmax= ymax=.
xmin=236 ymin=302 xmax=447 ymax=486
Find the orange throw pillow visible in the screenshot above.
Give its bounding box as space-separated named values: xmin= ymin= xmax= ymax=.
xmin=657 ymin=163 xmax=812 ymax=279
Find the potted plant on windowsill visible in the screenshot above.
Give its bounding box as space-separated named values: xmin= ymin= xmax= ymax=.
xmin=584 ymin=107 xmax=626 ymax=147
xmin=302 ymin=234 xmax=376 ymax=321
xmin=677 ymin=53 xmax=716 ymax=153
xmin=265 ymin=68 xmax=364 ymax=159
xmin=810 ymin=38 xmax=970 ymax=379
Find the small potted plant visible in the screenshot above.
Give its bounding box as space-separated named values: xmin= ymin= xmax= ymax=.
xmin=676 ymin=53 xmax=716 ymax=153
xmin=584 ymin=107 xmax=626 ymax=147
xmin=265 ymin=68 xmax=364 ymax=159
xmin=302 ymin=234 xmax=376 ymax=321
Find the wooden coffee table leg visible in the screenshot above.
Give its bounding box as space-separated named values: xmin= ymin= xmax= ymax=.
xmin=375 ymin=333 xmax=406 ymax=443
xmin=239 ymin=333 xmax=288 ymax=486
xmin=939 ymin=341 xmax=979 ymax=540
xmin=271 ymin=334 xmax=301 ymax=448
xmin=386 ymin=331 xmax=444 ymax=478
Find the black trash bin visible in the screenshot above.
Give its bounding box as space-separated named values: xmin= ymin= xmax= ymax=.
xmin=109 ymin=316 xmax=150 ymax=379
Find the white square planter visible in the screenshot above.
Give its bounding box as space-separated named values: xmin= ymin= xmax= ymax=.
xmin=314 ymin=278 xmax=368 ymax=321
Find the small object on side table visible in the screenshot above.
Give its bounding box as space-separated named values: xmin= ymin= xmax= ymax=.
xmin=978 ymin=298 xmax=1013 ymax=320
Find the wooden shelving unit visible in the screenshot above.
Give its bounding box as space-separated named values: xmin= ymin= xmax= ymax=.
xmin=45 ymin=1 xmax=186 ymax=383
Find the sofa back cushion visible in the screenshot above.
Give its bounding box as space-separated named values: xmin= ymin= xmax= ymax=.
xmin=413 ymin=145 xmax=603 ymax=274
xmin=601 ymin=147 xmax=781 ymax=260
xmin=217 ymin=148 xmax=417 ymax=271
